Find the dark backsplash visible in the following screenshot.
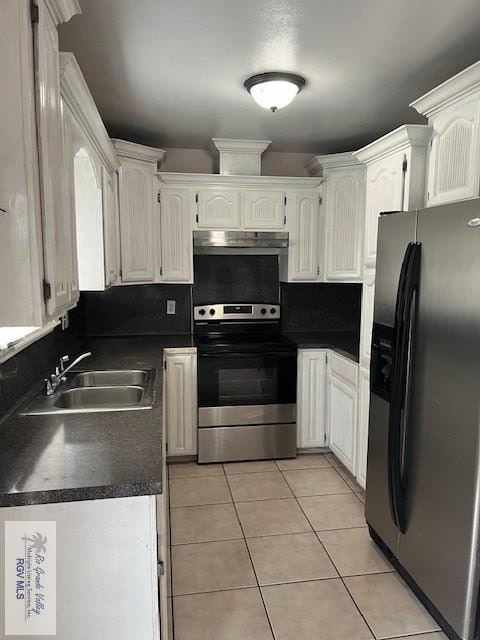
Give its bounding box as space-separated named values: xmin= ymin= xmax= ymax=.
xmin=0 ymin=321 xmax=82 ymax=421
xmin=281 ymin=283 xmax=362 ymax=333
xmin=193 ymin=255 xmax=280 ymax=305
xmin=82 ymin=284 xmax=192 ymax=336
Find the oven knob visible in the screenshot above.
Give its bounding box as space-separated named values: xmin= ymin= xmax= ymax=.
xmin=199 ymin=309 xmax=206 ymax=316
xmin=209 ymin=308 xmax=216 ymax=316
xmin=261 ymin=308 xmax=267 ymax=315
xmin=270 ymin=308 xmax=276 ymax=314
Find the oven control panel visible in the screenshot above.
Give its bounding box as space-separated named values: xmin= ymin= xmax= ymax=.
xmin=194 ymin=303 xmax=280 ymax=321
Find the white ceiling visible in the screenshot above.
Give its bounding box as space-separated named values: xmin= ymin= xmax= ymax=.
xmin=59 ymin=0 xmax=480 ymax=153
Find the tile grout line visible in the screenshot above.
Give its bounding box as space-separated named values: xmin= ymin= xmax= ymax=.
xmin=224 ymin=470 xmax=278 ymax=640
xmin=279 ymin=467 xmax=379 ymax=640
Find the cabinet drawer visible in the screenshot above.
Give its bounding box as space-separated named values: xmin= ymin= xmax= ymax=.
xmin=329 ymin=351 xmax=358 ymax=387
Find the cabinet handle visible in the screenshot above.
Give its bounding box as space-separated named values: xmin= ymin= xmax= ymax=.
xmin=317 ymin=266 xmax=320 ymax=276
xmin=157 ymin=560 xmax=165 ymax=577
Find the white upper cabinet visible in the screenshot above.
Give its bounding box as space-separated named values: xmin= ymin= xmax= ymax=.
xmin=60 ymin=53 xmax=120 ymax=291
xmin=160 ymin=189 xmax=194 ymax=283
xmin=197 ymin=188 xmax=241 ymax=228
xmin=411 ymin=61 xmax=480 ymax=207
xmin=312 ymin=153 xmax=365 ymax=281
xmin=297 ymin=350 xmax=327 ymax=448
xmin=35 ymin=0 xmax=80 ymax=317
xmin=285 ymin=191 xmax=321 ymax=281
xmin=243 ymin=190 xmax=285 ymax=229
xmin=113 ymin=140 xmax=166 ymax=283
xmin=0 ymin=0 xmax=45 ymax=326
xmin=354 ymin=124 xmax=431 ymax=268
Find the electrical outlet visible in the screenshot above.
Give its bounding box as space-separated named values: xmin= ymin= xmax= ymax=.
xmin=166 ymin=300 xmax=176 ymax=315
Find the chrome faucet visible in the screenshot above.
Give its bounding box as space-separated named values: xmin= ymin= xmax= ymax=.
xmin=44 ymin=352 xmax=92 ymax=396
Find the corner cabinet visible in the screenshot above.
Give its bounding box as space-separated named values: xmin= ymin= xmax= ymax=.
xmin=297 ymin=350 xmax=327 ymax=448
xmin=326 ymin=352 xmax=359 ymax=474
xmin=411 ymin=60 xmax=480 ymax=207
xmin=353 ymin=124 xmax=431 ymax=268
xmin=159 ymin=189 xmax=193 ymax=282
xmin=164 ymin=348 xmax=198 ymax=457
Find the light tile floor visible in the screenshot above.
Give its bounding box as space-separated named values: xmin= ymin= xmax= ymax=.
xmin=168 ymin=453 xmax=446 ymax=640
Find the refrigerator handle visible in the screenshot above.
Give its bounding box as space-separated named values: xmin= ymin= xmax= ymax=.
xmin=388 ymin=241 xmax=421 ymax=534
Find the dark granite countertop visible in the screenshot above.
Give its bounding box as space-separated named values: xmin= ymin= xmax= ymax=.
xmin=0 ymin=335 xmax=195 ymax=508
xmin=283 ymin=332 xmax=360 ymax=363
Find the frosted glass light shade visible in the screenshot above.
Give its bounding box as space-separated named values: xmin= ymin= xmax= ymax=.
xmin=244 ymin=73 xmax=306 ymax=112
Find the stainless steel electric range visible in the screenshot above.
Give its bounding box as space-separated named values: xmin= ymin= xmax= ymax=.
xmin=194 ymin=303 xmax=297 ymax=464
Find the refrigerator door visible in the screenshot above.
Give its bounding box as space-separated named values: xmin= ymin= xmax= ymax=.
xmin=398 ymin=199 xmax=480 ymax=639
xmin=366 ymin=210 xmax=417 ymax=553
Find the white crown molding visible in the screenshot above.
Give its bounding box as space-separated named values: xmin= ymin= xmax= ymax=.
xmin=157 ymin=172 xmax=323 ymax=189
xmin=410 ymin=60 xmax=480 ymax=117
xmin=210 ymin=138 xmax=272 ymax=154
xmin=112 ymin=139 xmax=167 ymax=165
xmin=44 ymin=0 xmax=81 ymax=25
xmin=306 ymin=151 xmax=363 ymax=176
xmin=353 ymin=124 xmax=432 ymax=165
xmin=60 ymin=53 xmax=119 ymax=172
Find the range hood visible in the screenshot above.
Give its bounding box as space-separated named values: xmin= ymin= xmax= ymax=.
xmin=193 ymin=230 xmax=288 ymax=249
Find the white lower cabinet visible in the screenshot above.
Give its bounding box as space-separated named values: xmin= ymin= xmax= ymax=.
xmin=0 ymin=495 xmax=166 ymax=639
xmin=356 ymin=366 xmax=370 ymax=489
xmin=165 ymin=348 xmax=198 ymax=457
xmin=326 ymin=353 xmax=359 ymax=474
xmin=297 ymin=350 xmax=327 ymax=448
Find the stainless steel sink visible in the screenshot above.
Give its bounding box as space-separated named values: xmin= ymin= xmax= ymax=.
xmin=20 ymin=368 xmax=156 ymax=415
xmin=70 ymin=370 xmax=147 ymax=387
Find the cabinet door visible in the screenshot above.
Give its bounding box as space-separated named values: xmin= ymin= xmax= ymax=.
xmin=364 ymin=153 xmax=405 ymax=267
xmin=360 ymin=269 xmax=376 ymax=369
xmin=327 ymin=373 xmax=358 ymax=473
xmin=0 ymin=1 xmax=45 ymax=327
xmin=160 ymin=189 xmax=193 ymax=283
xmin=325 ymin=169 xmax=364 ymax=280
xmin=197 ymin=188 xmax=241 ymax=228
xmin=243 ymin=190 xmax=285 ymax=229
xmin=61 ymin=102 xmax=79 ymax=304
xmin=426 ymin=100 xmax=480 ymax=206
xmin=35 ymin=2 xmax=73 ymax=316
xmin=166 ymin=351 xmax=197 ymax=456
xmin=297 ymin=350 xmax=327 ymax=448
xmin=288 ymin=192 xmax=321 ymax=281
xmin=356 ymin=366 xmax=370 ymax=489
xmin=118 ymin=158 xmax=156 ymax=282
xmin=102 ymin=166 xmax=120 ymax=286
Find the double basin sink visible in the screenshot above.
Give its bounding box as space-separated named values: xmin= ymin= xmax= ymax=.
xmin=21 ymin=369 xmax=156 ymax=415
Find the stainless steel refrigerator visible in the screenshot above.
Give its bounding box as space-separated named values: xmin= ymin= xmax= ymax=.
xmin=366 ymin=198 xmax=480 ymax=640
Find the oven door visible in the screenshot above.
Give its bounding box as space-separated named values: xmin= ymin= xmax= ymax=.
xmin=198 ymin=351 xmax=297 ymax=427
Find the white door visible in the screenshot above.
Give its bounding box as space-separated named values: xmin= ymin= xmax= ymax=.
xmin=102 ymin=166 xmax=119 ymax=286
xmin=243 ymin=190 xmax=285 ymax=229
xmin=426 ymin=100 xmax=480 ymax=206
xmin=197 ymin=188 xmax=241 ymax=228
xmin=325 ymin=169 xmax=364 ymax=280
xmin=118 ymin=158 xmax=156 ymax=282
xmin=356 ymin=366 xmax=370 ymax=489
xmin=364 ymin=153 xmax=405 ymax=267
xmin=287 ymin=192 xmax=321 ymax=281
xmin=35 ymin=1 xmax=73 ymax=316
xmin=165 ymin=351 xmax=198 ymax=457
xmin=61 ymin=103 xmax=79 ymax=304
xmin=160 ymin=189 xmax=193 ymax=283
xmin=359 ymin=269 xmax=376 ymax=369
xmin=297 ymin=350 xmax=327 ymax=448
xmin=327 ymin=373 xmax=358 ymax=473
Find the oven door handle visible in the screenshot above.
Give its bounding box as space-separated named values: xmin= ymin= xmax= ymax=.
xmin=198 ymin=351 xmax=296 ymax=358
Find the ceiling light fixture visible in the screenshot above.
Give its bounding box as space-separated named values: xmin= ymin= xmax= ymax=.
xmin=244 ymin=72 xmax=306 ymax=113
